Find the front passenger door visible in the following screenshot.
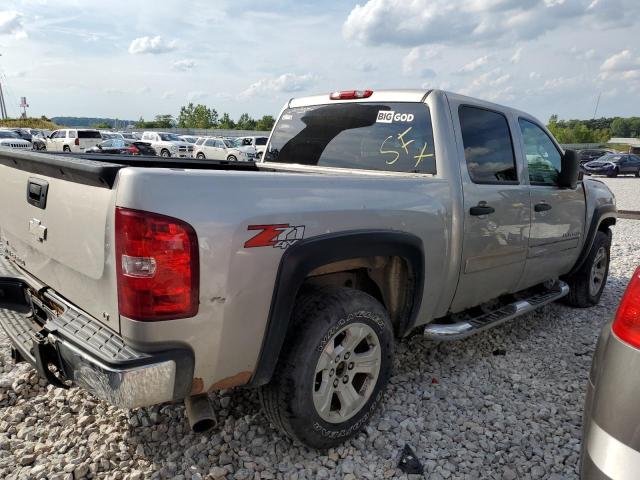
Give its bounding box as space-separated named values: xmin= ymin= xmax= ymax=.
xmin=516 ymin=119 xmax=586 ymax=290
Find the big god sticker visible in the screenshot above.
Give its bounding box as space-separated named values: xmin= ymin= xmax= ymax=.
xmin=376 ymin=110 xmax=415 ymax=123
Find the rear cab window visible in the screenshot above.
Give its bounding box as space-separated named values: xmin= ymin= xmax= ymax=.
xmin=265 ymin=102 xmax=436 ymax=174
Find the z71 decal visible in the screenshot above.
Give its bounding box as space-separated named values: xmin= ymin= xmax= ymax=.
xmin=244 ymin=224 xmax=305 ymax=249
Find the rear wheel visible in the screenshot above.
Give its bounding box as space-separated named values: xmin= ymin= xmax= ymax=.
xmin=563 ymin=230 xmax=611 ymax=307
xmin=260 ymin=287 xmax=393 ymax=449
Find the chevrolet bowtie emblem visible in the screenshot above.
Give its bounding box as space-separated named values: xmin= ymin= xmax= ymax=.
xmin=29 ymin=218 xmax=47 ymax=242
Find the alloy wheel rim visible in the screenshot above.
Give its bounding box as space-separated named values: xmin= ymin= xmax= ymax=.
xmin=312 ymin=322 xmax=381 ymax=424
xmin=589 ymin=246 xmax=607 ymax=297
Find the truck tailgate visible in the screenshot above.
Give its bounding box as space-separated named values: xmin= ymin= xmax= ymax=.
xmin=0 ymin=151 xmax=121 ymax=331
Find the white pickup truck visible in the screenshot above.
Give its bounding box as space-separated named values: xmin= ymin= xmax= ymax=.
xmin=0 ymin=89 xmax=616 ymax=448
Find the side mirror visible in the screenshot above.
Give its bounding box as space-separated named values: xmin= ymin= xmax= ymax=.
xmin=558 ymin=149 xmax=579 ymax=189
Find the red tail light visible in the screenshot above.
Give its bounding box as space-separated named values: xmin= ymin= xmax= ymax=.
xmin=74 ymin=137 xmax=80 ymax=146
xmin=330 ymin=89 xmax=373 ymax=100
xmin=115 ymin=207 xmax=199 ymax=321
xmin=128 ymin=145 xmax=140 ymax=155
xmin=612 ymin=267 xmax=640 ymax=349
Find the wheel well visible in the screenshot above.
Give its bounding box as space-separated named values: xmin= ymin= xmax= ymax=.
xmin=598 ymin=217 xmax=616 ymax=232
xmin=301 ymin=256 xmax=415 ymax=337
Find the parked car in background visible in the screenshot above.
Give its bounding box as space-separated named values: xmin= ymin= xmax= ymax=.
xmin=140 ymin=131 xmax=194 ymax=158
xmin=577 ymin=149 xmax=614 ymax=165
xmin=31 ymin=130 xmax=51 ymax=151
xmin=0 ymin=130 xmax=31 ymax=150
xmin=581 ymin=267 xmax=640 ymax=479
xmin=237 ymin=136 xmax=269 ymax=159
xmin=100 ymin=132 xmax=125 ymax=141
xmin=85 ymin=139 xmax=156 ymax=156
xmin=582 ymin=153 xmax=640 ymax=177
xmin=194 ymin=137 xmax=254 ymax=161
xmin=118 ymin=132 xmax=138 ymax=141
xmin=45 ymin=129 xmax=102 ymax=153
xmin=5 ymin=128 xmax=33 ymax=142
xmin=194 ymin=136 xmax=207 ymax=147
xmin=179 ymin=135 xmax=199 ymax=144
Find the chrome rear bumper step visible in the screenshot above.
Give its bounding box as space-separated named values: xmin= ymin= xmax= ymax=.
xmin=424 ymin=281 xmax=569 ymax=341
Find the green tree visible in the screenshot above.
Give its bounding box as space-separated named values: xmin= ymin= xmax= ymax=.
xmin=255 ymin=115 xmax=275 ymax=131
xmin=236 ymin=113 xmax=256 ymax=130
xmin=92 ymin=122 xmax=113 ymax=129
xmin=610 ymin=118 xmax=629 ymax=137
xmin=218 ymin=112 xmax=235 ymax=129
xmin=177 ymin=103 xmax=219 ymax=129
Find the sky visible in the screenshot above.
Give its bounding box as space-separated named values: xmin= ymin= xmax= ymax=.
xmin=0 ymin=0 xmax=639 ymax=123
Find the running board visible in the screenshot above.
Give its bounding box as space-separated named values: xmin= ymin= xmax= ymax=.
xmin=424 ymin=281 xmax=570 ymax=341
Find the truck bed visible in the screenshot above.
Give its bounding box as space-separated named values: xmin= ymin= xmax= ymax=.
xmin=0 ymin=150 xmax=259 ymax=189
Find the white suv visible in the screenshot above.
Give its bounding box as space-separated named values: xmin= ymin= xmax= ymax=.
xmin=45 ymin=129 xmax=102 ymax=153
xmin=236 ymin=136 xmax=268 ymax=159
xmin=194 ymin=137 xmax=254 ymax=161
xmin=140 ymin=132 xmax=194 ymax=158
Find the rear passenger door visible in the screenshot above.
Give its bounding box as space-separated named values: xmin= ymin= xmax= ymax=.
xmin=515 ymin=118 xmax=586 ymax=289
xmin=449 ymin=104 xmax=531 ymax=312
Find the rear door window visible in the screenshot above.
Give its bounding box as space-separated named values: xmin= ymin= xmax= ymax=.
xmin=266 ymin=102 xmax=436 ymax=174
xmin=459 ymin=106 xmax=517 ymax=183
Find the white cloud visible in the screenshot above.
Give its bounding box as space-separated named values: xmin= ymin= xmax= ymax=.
xmin=342 ymin=0 xmax=640 ymax=47
xmin=600 ymin=49 xmax=640 ymax=80
xmin=172 ymin=59 xmax=196 ymax=71
xmin=137 ymin=86 xmax=151 ymax=94
xmin=510 ymin=48 xmax=522 ymax=64
xmin=187 ymin=91 xmax=208 ymax=101
xmin=402 ymin=46 xmax=440 ymax=75
xmin=161 ymin=91 xmax=175 ymax=100
xmin=241 ymin=73 xmax=316 ymax=97
xmin=0 ymin=10 xmax=26 ymax=38
xmin=459 ymin=55 xmax=490 ymax=73
xmin=104 ymin=88 xmax=126 ymax=95
xmin=128 ymin=36 xmax=177 ymax=55
xmin=529 ymin=71 xmax=541 ymax=80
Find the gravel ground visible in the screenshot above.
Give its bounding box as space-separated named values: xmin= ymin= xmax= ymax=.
xmin=1 ymin=218 xmax=639 ymax=480
xmin=592 ymin=176 xmax=640 ymax=211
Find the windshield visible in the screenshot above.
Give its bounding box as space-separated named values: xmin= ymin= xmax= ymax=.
xmin=600 ymin=154 xmax=622 ymax=163
xmin=0 ymin=131 xmax=20 ymax=139
xmin=265 ymin=102 xmax=436 ymax=174
xmin=160 ymin=133 xmax=183 ymax=141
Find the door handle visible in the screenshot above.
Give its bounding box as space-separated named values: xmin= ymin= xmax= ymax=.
xmin=469 ymin=204 xmax=495 ymax=216
xmin=534 ymin=202 xmax=552 ymax=212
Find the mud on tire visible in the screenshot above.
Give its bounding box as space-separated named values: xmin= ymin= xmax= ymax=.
xmin=259 ymin=286 xmax=394 ymax=449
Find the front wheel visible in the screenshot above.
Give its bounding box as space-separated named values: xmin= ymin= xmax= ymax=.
xmin=227 ymin=155 xmax=237 ymax=162
xmin=196 ymin=152 xmax=205 ymax=159
xmin=635 ymin=168 xmax=639 ymax=178
xmin=260 ymin=287 xmax=393 ymax=449
xmin=607 ymin=168 xmax=618 ymax=178
xmin=563 ymin=230 xmax=611 ymax=307
xmin=160 ymin=149 xmax=171 ymax=158
xmin=63 ymin=145 xmax=71 ymax=153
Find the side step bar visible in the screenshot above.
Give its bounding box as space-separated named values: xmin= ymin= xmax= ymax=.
xmin=424 ymin=281 xmax=570 ymax=341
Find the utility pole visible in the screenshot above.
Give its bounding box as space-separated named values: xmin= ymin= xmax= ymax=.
xmin=592 ymin=92 xmax=601 ymax=119
xmin=0 ymin=54 xmax=7 ymax=119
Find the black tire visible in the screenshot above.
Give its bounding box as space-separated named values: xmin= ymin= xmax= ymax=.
xmin=160 ymin=149 xmax=171 ymax=158
xmin=196 ymin=152 xmax=205 ymax=159
xmin=563 ymin=230 xmax=611 ymax=307
xmin=260 ymin=286 xmax=393 ymax=449
xmin=607 ymin=168 xmax=618 ymax=178
xmin=635 ymin=168 xmax=639 ymax=178
xmin=227 ymin=155 xmax=237 ymax=162
xmin=63 ymin=145 xmax=71 ymax=153
xmin=256 ymin=151 xmax=263 ymax=160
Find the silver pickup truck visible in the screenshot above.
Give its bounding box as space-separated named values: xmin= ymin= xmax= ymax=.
xmin=0 ymin=89 xmax=616 ymax=448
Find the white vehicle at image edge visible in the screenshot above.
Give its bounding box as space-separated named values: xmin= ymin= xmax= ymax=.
xmin=0 ymin=130 xmax=31 ymax=150
xmin=45 ymin=129 xmax=102 ymax=153
xmin=236 ymin=136 xmax=268 ymax=159
xmin=194 ymin=137 xmax=254 ymax=161
xmin=140 ymin=131 xmax=194 ymax=158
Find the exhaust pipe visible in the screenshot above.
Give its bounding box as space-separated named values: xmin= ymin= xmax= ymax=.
xmin=184 ymin=394 xmax=217 ymax=433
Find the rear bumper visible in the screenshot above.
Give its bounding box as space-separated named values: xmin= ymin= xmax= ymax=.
xmin=0 ymin=275 xmax=194 ymax=409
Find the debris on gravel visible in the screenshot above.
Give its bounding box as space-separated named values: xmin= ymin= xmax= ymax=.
xmin=1 ymin=218 xmax=639 ymax=479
